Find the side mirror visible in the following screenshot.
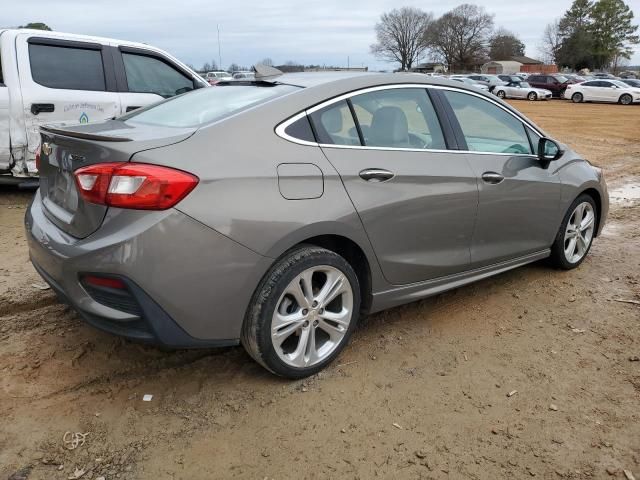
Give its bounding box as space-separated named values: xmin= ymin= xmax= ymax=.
xmin=538 ymin=137 xmax=563 ymax=161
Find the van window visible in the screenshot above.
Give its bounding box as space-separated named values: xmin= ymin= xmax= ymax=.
xmin=122 ymin=52 xmax=194 ymax=98
xmin=29 ymin=44 xmax=106 ymax=91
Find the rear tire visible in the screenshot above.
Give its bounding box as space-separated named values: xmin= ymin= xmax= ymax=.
xmin=496 ymin=90 xmax=506 ymax=99
xmin=571 ymin=92 xmax=583 ymax=103
xmin=241 ymin=245 xmax=360 ymax=378
xmin=527 ymin=92 xmax=537 ymax=101
xmin=549 ymin=194 xmax=598 ymax=270
xmin=619 ymin=94 xmax=633 ymax=105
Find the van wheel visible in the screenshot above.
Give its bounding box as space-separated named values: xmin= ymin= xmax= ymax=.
xmin=549 ymin=194 xmax=598 ymax=270
xmin=619 ymin=94 xmax=633 ymax=105
xmin=571 ymin=92 xmax=583 ymax=103
xmin=496 ymin=90 xmax=506 ymax=99
xmin=241 ymin=245 xmax=360 ymax=378
xmin=527 ymin=92 xmax=538 ymax=101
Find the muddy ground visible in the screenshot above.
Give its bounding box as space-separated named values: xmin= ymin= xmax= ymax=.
xmin=1 ymin=101 xmax=639 ymax=480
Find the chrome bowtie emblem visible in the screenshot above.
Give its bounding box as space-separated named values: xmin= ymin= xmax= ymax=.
xmin=42 ymin=142 xmax=52 ymax=155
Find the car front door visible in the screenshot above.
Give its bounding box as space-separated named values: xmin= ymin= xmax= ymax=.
xmin=440 ymin=89 xmax=562 ymax=267
xmin=310 ymin=86 xmax=478 ymax=285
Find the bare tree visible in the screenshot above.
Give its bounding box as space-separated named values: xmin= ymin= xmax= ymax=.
xmin=540 ymin=20 xmax=563 ymax=64
xmin=259 ymin=57 xmax=274 ymax=66
xmin=370 ymin=7 xmax=434 ymax=70
xmin=426 ymin=4 xmax=494 ymax=72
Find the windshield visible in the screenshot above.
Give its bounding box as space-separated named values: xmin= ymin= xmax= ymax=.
xmin=121 ymin=84 xmax=299 ymax=128
xmin=519 ymin=82 xmax=531 ymax=88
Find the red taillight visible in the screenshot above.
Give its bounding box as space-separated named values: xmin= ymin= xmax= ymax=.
xmin=74 ymin=163 xmax=198 ymax=210
xmin=83 ymin=275 xmax=126 ymax=289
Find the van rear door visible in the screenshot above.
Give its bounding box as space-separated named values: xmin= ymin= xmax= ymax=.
xmin=15 ymin=33 xmax=121 ymax=174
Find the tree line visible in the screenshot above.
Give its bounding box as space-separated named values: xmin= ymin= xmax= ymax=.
xmin=541 ymin=0 xmax=639 ymax=70
xmin=371 ymin=1 xmax=638 ymax=72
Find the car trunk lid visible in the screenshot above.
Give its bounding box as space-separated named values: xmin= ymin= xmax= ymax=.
xmin=38 ymin=120 xmax=195 ymax=238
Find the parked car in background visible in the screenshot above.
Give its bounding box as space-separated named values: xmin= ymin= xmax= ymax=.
xmin=26 ymin=71 xmax=608 ymax=378
xmin=232 ymin=71 xmax=255 ymax=80
xmin=204 ymin=71 xmax=233 ymax=85
xmin=498 ymin=74 xmax=524 ymax=84
xmin=493 ymin=81 xmax=552 ymax=101
xmin=448 ymin=76 xmax=490 ymax=92
xmin=621 ymin=79 xmax=640 ymax=88
xmin=566 ymin=79 xmax=640 ymax=105
xmin=593 ymin=73 xmax=616 ymax=79
xmin=0 ymin=29 xmax=207 ymax=182
xmin=526 ymin=74 xmax=576 ymax=98
xmin=466 ymin=74 xmax=507 ymax=92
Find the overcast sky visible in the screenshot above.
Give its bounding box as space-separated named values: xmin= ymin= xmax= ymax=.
xmin=4 ymin=0 xmax=640 ymax=70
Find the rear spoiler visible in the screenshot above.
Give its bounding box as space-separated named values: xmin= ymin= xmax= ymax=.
xmin=40 ymin=125 xmax=133 ymax=142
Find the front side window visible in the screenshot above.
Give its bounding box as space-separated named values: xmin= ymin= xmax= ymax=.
xmin=29 ymin=43 xmax=105 ymax=91
xmin=309 ymin=100 xmax=360 ymax=146
xmin=443 ymin=90 xmax=532 ymax=154
xmin=122 ymin=52 xmax=194 ymax=98
xmin=350 ymin=88 xmax=446 ymax=149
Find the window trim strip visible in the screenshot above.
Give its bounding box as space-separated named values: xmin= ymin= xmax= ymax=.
xmin=274 ymin=83 xmax=546 ymax=157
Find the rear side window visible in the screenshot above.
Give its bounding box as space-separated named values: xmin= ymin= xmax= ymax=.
xmin=29 ymin=43 xmax=105 ymax=91
xmin=122 ymin=84 xmax=299 ymax=128
xmin=351 ymin=88 xmax=446 ymax=149
xmin=443 ymin=90 xmax=531 ymax=154
xmin=122 ymin=52 xmax=194 ymax=98
xmin=284 ymin=115 xmax=315 ymax=143
xmin=309 ymin=100 xmax=360 ymax=146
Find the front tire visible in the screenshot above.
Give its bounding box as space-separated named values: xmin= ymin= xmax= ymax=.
xmin=619 ymin=94 xmax=633 ymax=105
xmin=549 ymin=194 xmax=598 ymax=270
xmin=572 ymin=92 xmax=583 ymax=103
xmin=241 ymin=245 xmax=360 ymax=378
xmin=527 ymin=91 xmax=538 ymax=101
xmin=496 ymin=90 xmax=506 ymax=99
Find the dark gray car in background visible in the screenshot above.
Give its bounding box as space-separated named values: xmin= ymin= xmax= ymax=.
xmin=25 ymin=71 xmax=608 ymax=378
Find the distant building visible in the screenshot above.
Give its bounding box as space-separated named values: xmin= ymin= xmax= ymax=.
xmin=510 ymin=56 xmax=543 ymax=66
xmin=481 ymin=60 xmax=523 ymax=74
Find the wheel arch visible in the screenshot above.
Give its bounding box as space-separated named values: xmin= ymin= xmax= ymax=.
xmin=579 ymin=187 xmax=603 ymax=237
xmin=290 ymin=234 xmax=373 ymax=316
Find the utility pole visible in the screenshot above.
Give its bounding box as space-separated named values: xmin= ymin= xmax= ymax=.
xmin=217 ymin=24 xmax=222 ymax=70
xmin=347 ymin=56 xmax=350 ymax=69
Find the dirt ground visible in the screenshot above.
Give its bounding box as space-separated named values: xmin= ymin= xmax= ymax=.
xmin=1 ymin=100 xmax=639 ymax=480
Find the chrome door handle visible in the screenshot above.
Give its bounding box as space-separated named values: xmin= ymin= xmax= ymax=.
xmin=359 ymin=168 xmax=395 ymax=182
xmin=481 ymin=172 xmax=505 ymax=184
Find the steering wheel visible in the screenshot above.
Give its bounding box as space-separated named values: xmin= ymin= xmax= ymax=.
xmin=503 ymin=143 xmax=529 ymax=154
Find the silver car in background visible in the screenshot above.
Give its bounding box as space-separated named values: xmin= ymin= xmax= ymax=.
xmin=494 ymin=81 xmax=553 ymax=101
xmin=448 ymin=76 xmax=490 ymax=92
xmin=26 ymin=71 xmax=608 ymax=378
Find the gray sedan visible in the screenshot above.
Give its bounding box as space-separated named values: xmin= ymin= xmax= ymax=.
xmin=26 ymin=71 xmax=608 ymax=378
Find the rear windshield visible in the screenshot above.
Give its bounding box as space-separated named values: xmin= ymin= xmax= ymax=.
xmin=122 ymin=84 xmax=299 ymax=128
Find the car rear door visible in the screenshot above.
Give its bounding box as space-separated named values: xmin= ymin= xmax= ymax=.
xmin=15 ymin=33 xmax=121 ymax=173
xmin=311 ymin=86 xmax=478 ymax=285
xmin=111 ymin=46 xmax=203 ymax=114
xmin=440 ymin=89 xmax=562 ymax=267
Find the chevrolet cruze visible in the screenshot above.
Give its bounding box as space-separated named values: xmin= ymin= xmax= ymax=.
xmin=26 ymin=70 xmax=609 ymax=378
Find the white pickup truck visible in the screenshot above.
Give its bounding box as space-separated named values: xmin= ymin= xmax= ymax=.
xmin=0 ymin=29 xmax=207 ymax=182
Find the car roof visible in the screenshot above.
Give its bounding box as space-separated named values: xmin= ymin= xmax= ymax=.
xmin=0 ymin=28 xmax=159 ymax=51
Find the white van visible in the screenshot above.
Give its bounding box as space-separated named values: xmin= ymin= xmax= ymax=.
xmin=0 ymin=29 xmax=208 ymax=181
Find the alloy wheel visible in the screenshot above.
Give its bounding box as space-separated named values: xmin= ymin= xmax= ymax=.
xmin=528 ymin=92 xmax=537 ymax=101
xmin=572 ymin=93 xmax=583 ymax=103
xmin=497 ymin=90 xmax=505 ymax=99
xmin=271 ymin=266 xmax=353 ymax=368
xmin=563 ymin=202 xmax=595 ymax=263
xmin=620 ymin=94 xmax=632 ymax=105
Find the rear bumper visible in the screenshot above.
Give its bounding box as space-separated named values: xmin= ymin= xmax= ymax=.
xmin=25 ymin=191 xmax=272 ymax=347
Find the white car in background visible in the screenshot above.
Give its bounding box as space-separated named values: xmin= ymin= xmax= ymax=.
xmin=204 ymin=71 xmax=233 ymax=84
xmin=566 ymin=79 xmax=640 ymax=105
xmin=448 ymin=76 xmax=490 ymax=92
xmin=493 ymin=81 xmax=552 ymax=101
